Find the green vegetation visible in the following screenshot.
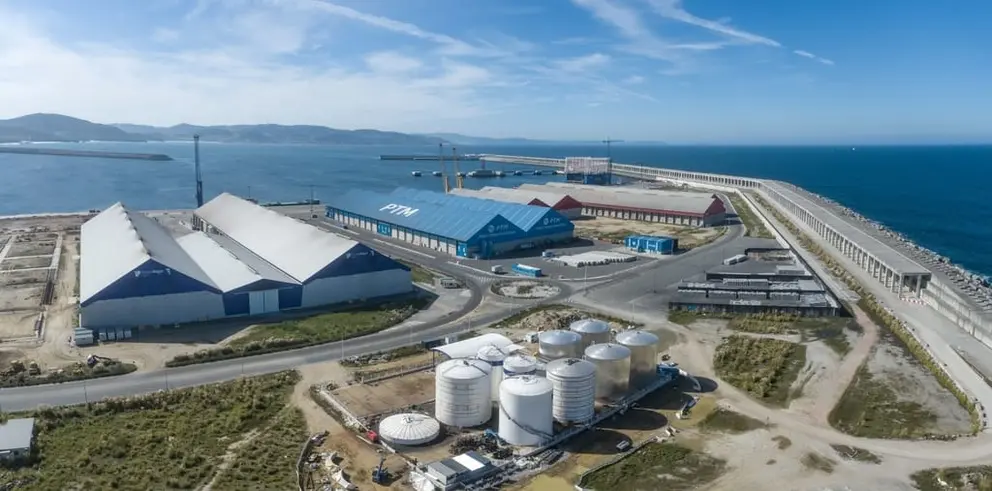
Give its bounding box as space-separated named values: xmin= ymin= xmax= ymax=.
xmin=0 ymin=371 xmax=302 ymax=490
xmin=713 ymin=335 xmax=807 ymax=406
xmin=728 ymin=193 xmax=774 ymax=239
xmin=580 ymin=443 xmax=726 ymax=491
xmin=828 ymin=365 xmax=938 ymax=439
xmin=493 ymin=304 xmax=641 ymax=330
xmin=751 ymin=192 xmax=981 ymax=434
xmin=795 ymin=318 xmax=859 ymax=356
xmin=211 ymin=408 xmax=308 ymax=491
xmin=667 ymin=311 xmax=796 ymax=329
xmin=912 ymin=465 xmax=992 ymax=491
xmin=829 ymin=444 xmax=881 ymax=464
xmin=801 ymin=452 xmax=836 ymax=474
xmin=167 ymin=299 xmax=427 ymax=367
xmin=0 ymin=359 xmax=136 ymax=389
xmin=698 ymin=407 xmax=769 ymax=433
xmin=771 ymin=435 xmax=792 ymax=450
xmin=669 ymin=312 xmax=855 ymax=356
xmin=397 ymin=260 xmax=440 ymax=284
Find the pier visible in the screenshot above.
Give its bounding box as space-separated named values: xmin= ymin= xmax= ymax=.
xmin=0 ymin=147 xmax=173 ymax=161
xmin=380 ymin=154 xmax=481 ymax=161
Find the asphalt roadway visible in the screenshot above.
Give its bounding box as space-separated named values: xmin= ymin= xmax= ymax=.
xmin=0 ymin=217 xmax=753 ymax=412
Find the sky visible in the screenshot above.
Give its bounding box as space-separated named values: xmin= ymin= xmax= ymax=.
xmin=0 ymin=0 xmax=989 ymax=144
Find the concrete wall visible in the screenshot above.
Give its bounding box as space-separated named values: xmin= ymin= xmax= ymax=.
xmin=81 ymin=290 xmax=225 ymax=328
xmin=922 ymin=278 xmax=992 ymax=350
xmin=300 ymin=269 xmax=412 ymax=308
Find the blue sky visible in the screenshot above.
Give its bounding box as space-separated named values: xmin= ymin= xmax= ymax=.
xmin=0 ymin=0 xmax=989 ymax=143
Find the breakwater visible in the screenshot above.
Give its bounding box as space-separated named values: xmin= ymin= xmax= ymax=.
xmin=0 ymin=146 xmax=173 ymax=161
xmin=380 ymin=154 xmax=481 ymax=161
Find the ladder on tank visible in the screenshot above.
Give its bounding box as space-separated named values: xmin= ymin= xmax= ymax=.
xmin=497 ymin=401 xmax=555 ymax=443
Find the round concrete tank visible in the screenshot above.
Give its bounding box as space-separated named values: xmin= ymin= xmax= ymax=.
xmin=616 ymin=330 xmax=660 ymax=388
xmin=584 ymin=343 xmax=631 ymax=400
xmin=569 ymin=319 xmax=611 ymax=350
xmin=377 ymin=413 xmax=441 ymax=446
xmin=545 ymin=358 xmax=597 ymax=425
xmin=435 ymin=358 xmax=492 ymax=427
xmin=539 ymin=330 xmax=582 ymax=360
xmin=498 ymin=375 xmax=554 ymax=446
xmin=477 ymin=345 xmax=506 ymax=402
xmin=503 ymin=354 xmax=539 ymax=376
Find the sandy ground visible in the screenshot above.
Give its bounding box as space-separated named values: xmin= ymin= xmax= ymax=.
xmin=575 ymin=216 xmax=724 ymax=248
xmin=495 ymin=280 xmax=561 ymax=299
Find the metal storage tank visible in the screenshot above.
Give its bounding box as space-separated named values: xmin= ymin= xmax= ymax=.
xmin=477 ymin=345 xmax=507 ymax=402
xmin=435 ymin=359 xmax=492 ymax=427
xmin=498 ymin=375 xmax=554 ymax=446
xmin=539 ymin=330 xmax=582 ymax=360
xmin=545 ymin=358 xmax=597 ymax=425
xmin=377 ymin=413 xmax=441 ymax=446
xmin=569 ymin=319 xmax=611 ymax=350
xmin=616 ymin=330 xmax=660 ymax=388
xmin=503 ymin=354 xmax=539 ymax=376
xmin=584 ymin=343 xmax=632 ymax=400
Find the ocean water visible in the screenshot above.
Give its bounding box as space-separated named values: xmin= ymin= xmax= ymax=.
xmin=1 ymin=142 xmax=990 ymax=277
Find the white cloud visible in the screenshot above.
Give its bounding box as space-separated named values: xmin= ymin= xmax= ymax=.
xmin=793 ymin=49 xmax=834 ymax=66
xmin=569 ymin=0 xmax=687 ymax=63
xmin=646 ymin=0 xmax=780 ymax=47
xmin=818 ymin=58 xmax=835 ymax=66
xmin=623 ymin=75 xmax=645 ymax=85
xmin=555 ymin=53 xmax=611 ymax=72
xmin=151 ymin=28 xmax=180 ymax=44
xmin=364 ymin=51 xmax=423 ymax=73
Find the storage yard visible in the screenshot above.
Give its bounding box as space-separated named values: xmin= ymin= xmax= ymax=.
xmin=0 ymin=231 xmax=60 ymax=339
xmin=325 ymin=187 xmax=575 ymax=259
xmin=80 ymin=193 xmax=412 ymax=330
xmin=571 ymin=215 xmax=725 ymax=250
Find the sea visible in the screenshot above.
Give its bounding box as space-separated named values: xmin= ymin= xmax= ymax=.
xmin=1 ymin=142 xmax=990 ymax=277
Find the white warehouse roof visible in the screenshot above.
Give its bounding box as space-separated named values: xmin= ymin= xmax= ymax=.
xmin=484 ymin=187 xmax=577 ymax=209
xmin=449 ymin=187 xmax=539 ymax=206
xmin=432 ymin=333 xmax=524 ymax=359
xmin=521 ymin=183 xmax=718 ymax=216
xmin=80 ymin=203 xmax=216 ymax=304
xmin=175 ymin=232 xmax=284 ymax=292
xmin=195 ymin=193 xmax=358 ymax=283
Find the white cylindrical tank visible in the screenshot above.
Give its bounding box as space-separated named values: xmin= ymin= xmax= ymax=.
xmin=503 ymin=354 xmax=539 ymax=376
xmin=616 ymin=330 xmax=660 ymax=388
xmin=477 ymin=345 xmax=507 ymax=402
xmin=377 ymin=413 xmax=441 ymax=446
xmin=545 ymin=358 xmax=597 ymax=425
xmin=539 ymin=330 xmax=582 ymax=360
xmin=498 ymin=375 xmax=554 ymax=446
xmin=569 ymin=319 xmax=611 ymax=350
xmin=435 ymin=358 xmax=492 ymax=427
xmin=584 ymin=343 xmax=631 ymax=400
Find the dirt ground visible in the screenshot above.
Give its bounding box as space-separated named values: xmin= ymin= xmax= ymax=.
xmin=1 ymin=256 xmax=52 ymax=270
xmin=331 ymin=370 xmax=436 ymax=420
xmin=574 ymin=216 xmax=724 ymax=248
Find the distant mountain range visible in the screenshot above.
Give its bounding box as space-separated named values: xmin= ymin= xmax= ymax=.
xmin=0 ymin=113 xmax=663 ymax=146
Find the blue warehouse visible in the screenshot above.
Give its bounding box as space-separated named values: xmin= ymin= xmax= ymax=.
xmin=326 ymin=188 xmax=575 ymax=259
xmin=79 ymin=193 xmax=412 ymax=330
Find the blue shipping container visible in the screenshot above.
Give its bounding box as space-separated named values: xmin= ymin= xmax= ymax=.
xmin=512 ymin=264 xmax=542 ymax=277
xmin=624 ymin=235 xmax=676 ymax=255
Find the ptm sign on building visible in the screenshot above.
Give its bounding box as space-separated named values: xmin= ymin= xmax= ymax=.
xmin=379 ymin=203 xmax=419 ymax=217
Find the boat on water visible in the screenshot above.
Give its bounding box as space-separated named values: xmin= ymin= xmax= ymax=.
xmin=552 ymin=170 xmax=564 ymax=175
xmin=468 ymin=169 xmax=497 ymax=178
xmin=512 ymin=170 xmax=523 ymax=176
xmin=411 ymin=171 xmax=422 ymax=177
xmin=532 ymin=170 xmax=543 ymax=175
xmin=432 ymin=171 xmax=442 ymax=177
xmin=495 ymin=171 xmax=505 ymax=177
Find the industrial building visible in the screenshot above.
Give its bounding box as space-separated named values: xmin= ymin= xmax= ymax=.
xmin=624 ymin=235 xmax=678 ymax=255
xmin=420 ymin=451 xmax=497 ymax=490
xmin=668 ymin=250 xmax=840 ymax=317
xmin=449 ymin=187 xmax=583 ymax=219
xmin=519 ymin=182 xmax=726 ymax=227
xmin=0 ymin=418 xmax=34 ymax=461
xmin=325 ymin=187 xmax=575 ymax=259
xmin=79 ymin=194 xmax=412 ymax=329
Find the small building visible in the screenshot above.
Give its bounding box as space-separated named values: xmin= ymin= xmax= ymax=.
xmin=0 ymin=418 xmax=35 ymax=461
xmin=624 ymin=235 xmax=678 ymax=255
xmin=422 ymin=451 xmax=497 ymax=490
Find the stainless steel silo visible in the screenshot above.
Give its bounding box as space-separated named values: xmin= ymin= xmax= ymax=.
xmin=539 ymin=330 xmax=582 ymax=360
xmin=569 ymin=319 xmax=611 ymax=351
xmin=616 ymin=330 xmax=660 ymax=388
xmin=583 ymin=343 xmax=631 ymax=400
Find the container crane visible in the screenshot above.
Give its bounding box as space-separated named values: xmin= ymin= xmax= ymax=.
xmin=453 ymin=147 xmax=464 ymax=189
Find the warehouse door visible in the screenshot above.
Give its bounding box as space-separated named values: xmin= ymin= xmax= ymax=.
xmin=248 ymin=291 xmax=265 ymax=315
xmin=262 ymin=289 xmax=280 ymax=313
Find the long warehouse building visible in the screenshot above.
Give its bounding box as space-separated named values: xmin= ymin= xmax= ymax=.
xmin=80 ymin=194 xmax=412 ymax=329
xmin=449 ymin=186 xmax=583 ymax=219
xmin=326 ymin=187 xmax=575 ymax=258
xmin=519 ymin=182 xmax=726 ymax=227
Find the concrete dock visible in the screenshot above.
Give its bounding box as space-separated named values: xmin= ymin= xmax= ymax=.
xmin=0 ymin=146 xmax=173 ymax=161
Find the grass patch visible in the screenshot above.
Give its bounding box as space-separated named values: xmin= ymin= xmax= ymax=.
xmin=912 ymin=465 xmax=992 ymax=491
xmin=580 ymin=442 xmax=726 ymax=491
xmin=828 ymin=364 xmax=938 ymax=439
xmin=829 ymin=444 xmax=881 ymax=464
xmin=728 ymin=193 xmax=774 ymax=239
xmin=801 ymin=452 xmax=836 ymax=474
xmin=493 ymin=304 xmax=640 ymax=330
xmin=796 ymin=318 xmax=859 ymax=357
xmin=728 ymin=317 xmax=795 ymax=335
xmin=397 ymin=260 xmax=439 ymax=284
xmin=771 ymin=435 xmax=792 ymax=450
xmin=713 ymin=335 xmax=806 ymax=406
xmin=211 ymin=407 xmax=308 ymax=490
xmin=698 ymin=408 xmax=768 ymax=434
xmin=0 ymin=360 xmax=137 ymax=389
xmin=0 ymin=371 xmax=302 ymax=490
xmin=167 ymin=298 xmax=428 ymax=367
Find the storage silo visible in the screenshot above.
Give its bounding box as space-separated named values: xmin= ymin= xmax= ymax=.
xmin=503 ymin=353 xmax=539 ymax=376
xmin=569 ymin=319 xmax=611 ymax=350
xmin=616 ymin=330 xmax=660 ymax=388
xmin=584 ymin=343 xmax=632 ymax=400
xmin=539 ymin=330 xmax=582 ymax=360
xmin=498 ymin=375 xmax=554 ymax=446
xmin=435 ymin=358 xmax=492 ymax=427
xmin=378 ymin=413 xmax=441 ymax=446
xmin=545 ymin=358 xmax=597 ymax=425
xmin=477 ymin=345 xmax=507 ymax=402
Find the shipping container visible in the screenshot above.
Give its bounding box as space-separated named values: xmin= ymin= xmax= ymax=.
xmin=512 ymin=264 xmax=543 ymax=277
xmin=624 ymin=235 xmax=677 ymax=255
